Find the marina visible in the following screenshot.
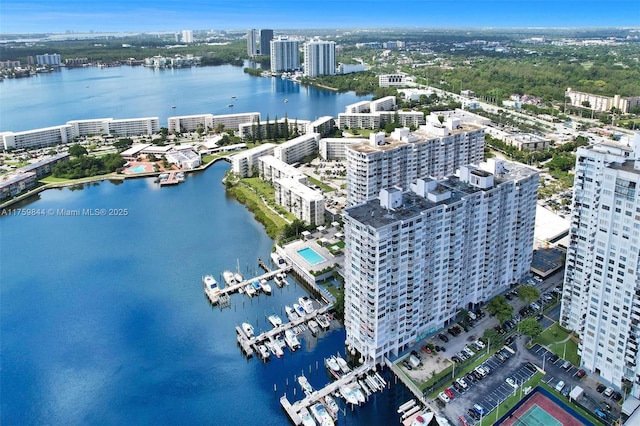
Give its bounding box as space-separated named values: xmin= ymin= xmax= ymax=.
xmin=203 ymin=265 xmax=292 ymax=306
xmin=280 ymin=361 xmax=389 ymax=425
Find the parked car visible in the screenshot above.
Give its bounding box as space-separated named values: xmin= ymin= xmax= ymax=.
xmin=506 ymin=377 xmax=518 ymax=389
xmin=465 ymin=373 xmax=476 ymax=383
xmin=555 ymin=380 xmax=565 ymax=392
xmin=438 ymin=333 xmax=449 ymax=343
xmin=561 ymin=360 xmax=572 ymax=370
xmin=453 ymin=381 xmax=464 ymax=392
xmin=467 ymin=409 xmax=480 ymax=421
xmin=444 ymin=388 xmax=455 ymax=400
xmin=561 ymin=386 xmax=571 ymax=397
xmin=612 ymin=391 xmax=623 ymax=402
xmin=456 ymin=377 xmax=469 ymax=390
xmin=596 ymin=384 xmax=606 ymax=393
xmin=549 ymin=354 xmax=559 ymax=363
xmin=603 ymin=387 xmax=614 ymax=397
xmin=475 ymin=339 xmax=485 ymax=349
xmin=576 ymin=369 xmax=586 ymax=379
xmin=473 ymin=404 xmax=485 ymax=416
xmin=595 ymin=409 xmax=608 ymax=420
xmin=438 ymin=392 xmax=450 ymax=404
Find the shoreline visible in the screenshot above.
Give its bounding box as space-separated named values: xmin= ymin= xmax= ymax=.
xmin=0 ymin=155 xmax=230 ymax=210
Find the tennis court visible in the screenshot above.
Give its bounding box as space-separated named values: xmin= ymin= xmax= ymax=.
xmin=515 ymin=404 xmax=562 ymax=426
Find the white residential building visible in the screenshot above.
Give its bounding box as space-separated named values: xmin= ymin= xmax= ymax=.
xmin=168 ymin=114 xmax=213 ymax=133
xmin=565 ymin=88 xmax=640 ymax=114
xmin=165 ymin=148 xmax=201 ymax=169
xmin=343 ymin=159 xmax=539 ymax=362
xmin=319 ymin=137 xmax=367 ymax=161
xmin=211 ymin=112 xmax=261 ymax=133
xmin=67 ymin=119 xmax=112 ymax=136
xmin=560 ymin=134 xmax=640 ymax=396
xmin=36 ymin=53 xmax=61 ymax=67
xmin=258 ymin=155 xmax=306 ymax=183
xmin=181 ymin=30 xmax=193 ymax=43
xmin=2 ymin=125 xmax=74 ymax=150
xmin=238 ymin=118 xmax=310 ymax=140
xmin=231 ymin=143 xmax=276 ymax=177
xmin=270 ymin=37 xmax=300 ymax=72
xmin=304 ymin=39 xmax=336 ymax=77
xmin=108 ymin=117 xmax=159 ymax=136
xmin=274 ymin=133 xmax=320 ymax=164
xmin=345 ymin=119 xmax=485 ymax=206
xmin=307 ymin=116 xmax=335 ymax=136
xmin=274 ymin=177 xmax=325 ymax=225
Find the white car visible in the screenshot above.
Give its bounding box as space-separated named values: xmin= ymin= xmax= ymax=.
xmin=438 ymin=391 xmax=450 ymax=403
xmin=475 ymin=339 xmax=486 ymax=349
xmin=456 ymin=377 xmax=468 ymax=389
xmin=506 ymin=377 xmax=518 ymax=389
xmin=555 ymin=380 xmax=565 ymax=392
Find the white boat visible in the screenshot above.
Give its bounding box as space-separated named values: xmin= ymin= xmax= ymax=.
xmin=310 ymin=403 xmax=334 ymax=426
xmin=222 ymin=270 xmax=235 ymax=285
xmin=245 ymin=284 xmax=256 ymax=297
xmin=260 ymin=280 xmax=272 ymax=295
xmin=274 ymin=274 xmax=286 ymax=288
xmin=257 ymin=344 xmax=270 ymax=360
xmin=316 ymin=314 xmax=330 ymax=330
xmin=365 ymin=375 xmax=379 ymax=392
xmin=308 ymin=320 xmax=319 ymax=335
xmin=268 ymin=314 xmax=282 ymax=328
xmin=298 ymin=375 xmax=313 ymax=395
xmin=339 ymin=385 xmax=359 ymax=405
xmin=202 ymin=275 xmax=218 ymax=291
xmin=325 ymin=356 xmax=340 ymax=373
xmin=176 ymin=171 xmax=185 ymax=182
xmin=350 ymin=383 xmax=365 ymax=403
xmin=285 ymin=305 xmax=299 ymax=321
xmin=324 ymin=395 xmax=339 ymax=420
xmin=335 ymin=355 xmax=350 ymax=374
xmin=241 ymin=322 xmax=254 ymax=338
xmin=294 ymin=303 xmax=305 ymax=316
xmin=299 ymin=407 xmax=317 ymax=426
xmin=234 ymin=272 xmax=243 ymax=283
xmin=284 ymin=329 xmax=300 ymax=350
xmin=299 ymin=296 xmax=315 ymax=314
xmin=267 ymin=341 xmax=283 ymax=358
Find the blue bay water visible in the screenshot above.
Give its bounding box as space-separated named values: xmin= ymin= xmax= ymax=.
xmin=0 ymin=67 xmax=414 ymax=424
xmin=0 ymin=64 xmax=368 ymax=132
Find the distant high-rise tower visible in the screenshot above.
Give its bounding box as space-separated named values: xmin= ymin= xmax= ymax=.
xmin=247 ymin=29 xmax=258 ymax=57
xmin=181 ymin=30 xmax=193 ymax=43
xmin=303 ymin=39 xmax=336 ymax=77
xmin=259 ymin=29 xmax=274 ymax=56
xmin=560 ymin=133 xmax=640 ymax=396
xmin=270 ymin=37 xmax=300 ymax=73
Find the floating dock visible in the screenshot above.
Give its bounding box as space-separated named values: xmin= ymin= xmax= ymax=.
xmin=159 ymin=171 xmax=180 ymax=186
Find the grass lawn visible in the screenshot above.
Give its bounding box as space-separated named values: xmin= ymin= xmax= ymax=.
xmin=424 ymin=350 xmax=493 ymax=395
xmin=40 ymin=176 xmax=74 ymax=183
xmin=305 ymin=175 xmax=334 ymax=192
xmin=232 ymin=184 xmax=288 ymax=229
xmin=533 ymin=323 xmax=581 ymax=366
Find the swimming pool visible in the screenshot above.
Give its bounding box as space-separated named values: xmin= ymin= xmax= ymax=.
xmin=127 ymin=165 xmax=147 ymax=173
xmin=297 ymin=247 xmax=326 ymax=266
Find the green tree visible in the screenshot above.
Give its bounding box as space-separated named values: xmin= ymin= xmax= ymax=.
xmin=265 ymin=114 xmax=271 ymax=140
xmin=333 ymin=291 xmax=344 ymax=321
xmin=487 ymin=295 xmax=514 ymax=325
xmin=519 ymin=317 xmax=543 ymax=339
xmin=68 ymin=143 xmax=88 ymax=158
xmin=518 ymin=285 xmax=540 ymax=304
xmin=482 ymin=328 xmax=504 ymax=348
xmin=283 ymin=114 xmax=290 ymax=140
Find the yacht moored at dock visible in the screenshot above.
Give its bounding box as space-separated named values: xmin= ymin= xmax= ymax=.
xmin=268 ymin=314 xmax=283 ymax=328
xmin=285 ymin=305 xmax=298 ymax=321
xmin=316 ymin=314 xmax=330 ymax=330
xmin=257 ymin=344 xmax=270 ymax=360
xmin=324 ymin=395 xmax=339 ymax=420
xmin=299 ymin=407 xmax=317 ymax=426
xmin=299 ymin=296 xmax=315 ymax=314
xmin=294 ymin=303 xmax=305 ymax=316
xmin=245 ymin=283 xmax=256 ymax=297
xmin=222 ymin=270 xmax=235 ymax=286
xmin=241 ymin=322 xmax=255 ymax=338
xmin=310 ymin=403 xmax=334 ymax=426
xmin=339 ymin=385 xmax=359 ymax=405
xmin=202 ymin=274 xmax=220 ymax=304
xmin=308 ymin=320 xmax=319 ymax=336
xmin=298 ymin=375 xmax=314 ymax=396
xmin=259 ymin=279 xmax=272 ymax=295
xmin=325 ymin=356 xmax=341 ymax=377
xmin=284 ymin=329 xmax=300 ymax=351
xmin=335 ymin=355 xmax=350 ymax=374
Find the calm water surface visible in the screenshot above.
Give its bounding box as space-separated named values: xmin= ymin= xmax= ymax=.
xmin=0 ymin=65 xmax=368 ymax=132
xmin=1 ymin=167 xmax=412 ymax=425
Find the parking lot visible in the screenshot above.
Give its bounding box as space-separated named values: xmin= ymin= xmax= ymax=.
xmin=437 ymin=338 xmax=540 ymax=425
xmin=530 ymin=343 xmax=621 ymax=424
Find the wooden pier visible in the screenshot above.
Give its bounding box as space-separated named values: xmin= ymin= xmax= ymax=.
xmin=159 ymin=171 xmax=179 ymax=186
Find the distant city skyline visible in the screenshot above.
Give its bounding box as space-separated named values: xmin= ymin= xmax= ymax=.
xmin=1 ymin=0 xmax=638 ymax=34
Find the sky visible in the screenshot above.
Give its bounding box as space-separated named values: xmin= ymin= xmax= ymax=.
xmin=0 ymin=0 xmax=638 ymax=34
